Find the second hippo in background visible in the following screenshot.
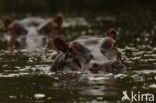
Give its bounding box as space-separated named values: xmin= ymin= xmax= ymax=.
xmin=3 ymin=14 xmax=63 ymax=51
xmin=51 ymin=28 xmax=125 ymax=73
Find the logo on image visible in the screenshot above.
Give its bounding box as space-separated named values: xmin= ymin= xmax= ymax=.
xmin=121 ymin=91 xmax=154 ymax=102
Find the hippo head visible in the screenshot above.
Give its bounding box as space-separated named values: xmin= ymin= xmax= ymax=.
xmin=3 ymin=14 xmax=63 ymax=51
xmin=51 ymin=28 xmax=124 ymax=73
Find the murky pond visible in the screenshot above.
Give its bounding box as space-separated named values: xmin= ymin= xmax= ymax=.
xmin=0 ymin=1 xmax=156 ymax=103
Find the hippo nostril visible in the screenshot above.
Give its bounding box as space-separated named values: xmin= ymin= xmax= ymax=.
xmin=115 ymin=61 xmax=120 ymax=65
xmin=90 ymin=63 xmax=101 ymax=73
xmin=92 ymin=63 xmax=99 ymax=68
xmin=112 ymin=61 xmax=121 ymax=68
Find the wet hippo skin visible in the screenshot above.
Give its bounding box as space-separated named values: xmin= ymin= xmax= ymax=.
xmin=3 ymin=14 xmax=63 ymax=51
xmin=51 ymin=28 xmax=124 ymax=73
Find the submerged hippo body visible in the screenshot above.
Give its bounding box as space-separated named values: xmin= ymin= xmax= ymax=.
xmin=51 ymin=28 xmax=124 ymax=73
xmin=3 ymin=14 xmax=63 ymax=51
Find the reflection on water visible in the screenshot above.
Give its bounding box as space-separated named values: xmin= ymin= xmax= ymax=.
xmin=0 ymin=43 xmax=155 ymax=102
xmin=0 ymin=1 xmax=156 ymax=103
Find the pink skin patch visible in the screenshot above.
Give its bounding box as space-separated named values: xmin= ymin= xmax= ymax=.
xmin=92 ymin=63 xmax=99 ymax=69
xmin=115 ymin=61 xmax=121 ymax=66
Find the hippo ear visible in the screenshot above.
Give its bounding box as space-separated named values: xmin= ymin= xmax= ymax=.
xmin=3 ymin=17 xmax=12 ymax=29
xmin=53 ymin=14 xmax=63 ymax=27
xmin=108 ymin=28 xmax=117 ymax=40
xmin=54 ymin=37 xmax=68 ymax=53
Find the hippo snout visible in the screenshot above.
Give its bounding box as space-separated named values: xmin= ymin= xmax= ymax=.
xmin=90 ymin=61 xmax=124 ymax=73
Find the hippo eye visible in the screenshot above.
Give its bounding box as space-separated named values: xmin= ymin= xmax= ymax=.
xmin=9 ymin=24 xmax=27 ymax=35
xmin=68 ymin=48 xmax=73 ymax=52
xmin=101 ymin=40 xmax=111 ymax=49
xmin=90 ymin=55 xmax=94 ymax=59
xmin=39 ymin=29 xmax=49 ymax=35
xmin=20 ymin=29 xmax=27 ymax=35
xmin=39 ymin=30 xmax=48 ymax=35
xmin=17 ymin=27 xmax=27 ymax=35
xmin=39 ymin=25 xmax=49 ymax=35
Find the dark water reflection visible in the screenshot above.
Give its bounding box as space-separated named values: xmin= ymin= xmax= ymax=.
xmin=0 ymin=0 xmax=156 ymax=103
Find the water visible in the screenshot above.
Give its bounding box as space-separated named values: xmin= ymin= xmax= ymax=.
xmin=0 ymin=1 xmax=156 ymax=103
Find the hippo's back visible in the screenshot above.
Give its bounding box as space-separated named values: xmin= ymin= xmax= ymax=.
xmin=74 ymin=36 xmax=107 ymax=50
xmin=19 ymin=17 xmax=47 ymax=27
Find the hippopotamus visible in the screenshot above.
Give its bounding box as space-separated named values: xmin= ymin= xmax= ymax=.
xmin=3 ymin=14 xmax=63 ymax=51
xmin=50 ymin=28 xmax=124 ymax=73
